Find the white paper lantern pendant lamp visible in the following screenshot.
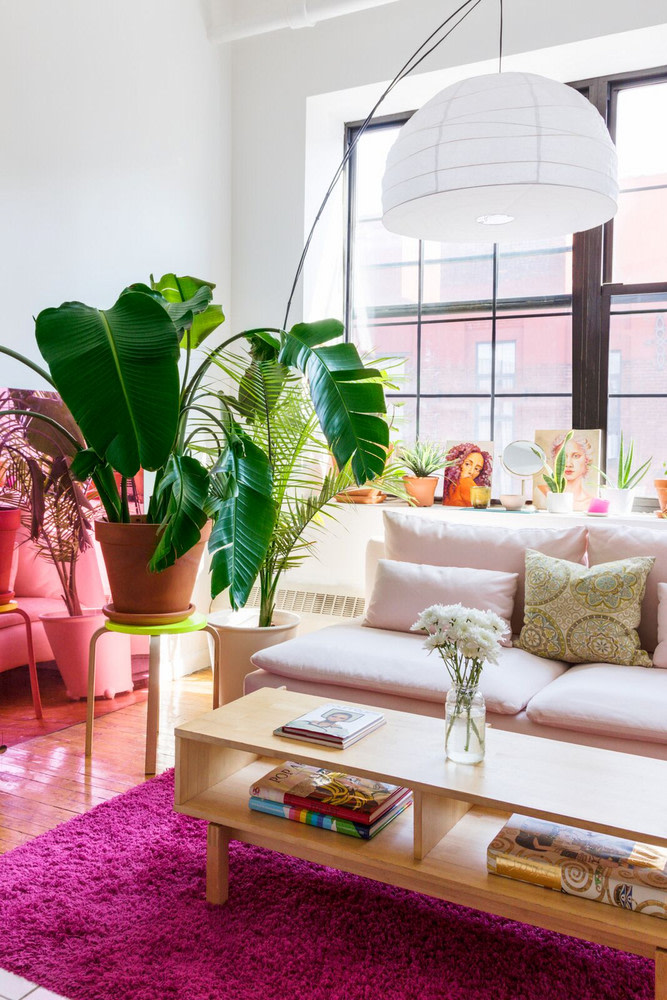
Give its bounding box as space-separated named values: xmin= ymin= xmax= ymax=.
xmin=382 ymin=70 xmax=619 ymax=243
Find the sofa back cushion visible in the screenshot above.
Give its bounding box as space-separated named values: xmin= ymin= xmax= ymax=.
xmin=587 ymin=522 xmax=667 ymax=653
xmin=13 ymin=527 xmax=106 ymax=606
xmin=383 ymin=511 xmax=588 ymax=635
xmin=363 ymin=558 xmax=518 ymax=635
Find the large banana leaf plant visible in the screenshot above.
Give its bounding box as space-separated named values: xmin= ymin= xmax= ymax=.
xmin=0 ymin=274 xmax=390 ymax=604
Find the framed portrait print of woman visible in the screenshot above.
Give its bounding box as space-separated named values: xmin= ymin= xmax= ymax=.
xmin=442 ymin=440 xmax=494 ymax=507
xmin=533 ymin=429 xmax=602 ymax=512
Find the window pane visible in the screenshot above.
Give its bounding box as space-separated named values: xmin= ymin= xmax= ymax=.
xmin=497 ymin=237 xmax=573 ymax=303
xmin=422 ymin=242 xmax=494 ymax=309
xmin=350 ymin=321 xmax=418 ymax=394
xmin=492 ymin=397 xmax=573 ymax=494
xmin=609 ymin=299 xmax=667 ymax=394
xmin=420 ymin=397 xmax=492 ymax=444
xmin=612 ymin=82 xmax=667 ymax=284
xmin=421 ymin=320 xmax=492 ymax=394
xmin=607 ymin=396 xmax=665 ymax=491
xmin=386 ymin=397 xmax=416 ymax=446
xmin=352 ymin=260 xmax=419 ymax=313
xmin=495 ymin=315 xmax=572 ymax=393
xmin=354 ymin=126 xmax=400 ymax=221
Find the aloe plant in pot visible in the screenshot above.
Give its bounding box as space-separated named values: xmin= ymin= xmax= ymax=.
xmin=1 ymin=275 xmax=391 ymax=621
xmin=398 ymin=441 xmax=454 ymax=507
xmin=598 ymin=433 xmax=652 ymax=515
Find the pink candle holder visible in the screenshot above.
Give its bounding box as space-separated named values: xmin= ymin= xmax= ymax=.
xmin=588 ymin=497 xmax=610 ymax=515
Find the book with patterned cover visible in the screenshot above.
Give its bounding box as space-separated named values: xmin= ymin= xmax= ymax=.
xmin=488 ymin=813 xmax=667 ymax=919
xmin=250 ymin=761 xmax=408 ymax=825
xmin=248 ymin=793 xmax=412 ymax=840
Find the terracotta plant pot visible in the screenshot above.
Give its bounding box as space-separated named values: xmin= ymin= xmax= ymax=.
xmin=655 ymin=479 xmax=667 ymax=516
xmin=207 ymin=608 xmax=300 ymax=704
xmin=95 ymin=516 xmax=211 ymax=617
xmin=40 ymin=610 xmax=132 ymax=700
xmin=0 ymin=507 xmax=21 ymax=605
xmin=403 ymin=476 xmax=438 ymax=507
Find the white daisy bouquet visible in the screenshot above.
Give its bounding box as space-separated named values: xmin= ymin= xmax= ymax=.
xmin=411 ymin=604 xmax=509 ymax=759
xmin=411 ymin=603 xmax=509 ymax=688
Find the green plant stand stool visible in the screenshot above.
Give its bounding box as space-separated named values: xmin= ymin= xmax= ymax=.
xmin=85 ymin=613 xmax=222 ymax=775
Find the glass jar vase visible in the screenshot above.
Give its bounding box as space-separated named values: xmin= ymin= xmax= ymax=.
xmin=445 ymin=685 xmax=486 ymax=764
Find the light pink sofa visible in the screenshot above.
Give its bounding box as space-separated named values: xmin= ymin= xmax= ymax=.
xmin=246 ymin=512 xmax=667 ymax=760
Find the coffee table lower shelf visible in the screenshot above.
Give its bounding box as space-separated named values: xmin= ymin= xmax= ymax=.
xmin=175 ymin=755 xmax=667 ymax=995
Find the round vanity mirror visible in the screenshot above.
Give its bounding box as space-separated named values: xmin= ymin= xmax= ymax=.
xmin=502 ymin=440 xmax=547 ymax=478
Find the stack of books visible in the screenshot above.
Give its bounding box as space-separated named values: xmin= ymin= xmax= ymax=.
xmin=273 ymin=703 xmax=386 ymax=749
xmin=249 ymin=761 xmax=412 ymax=840
xmin=488 ymin=813 xmax=667 ymax=919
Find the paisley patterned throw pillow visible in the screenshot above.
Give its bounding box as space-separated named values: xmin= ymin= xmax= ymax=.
xmin=517 ymin=549 xmax=655 ymax=667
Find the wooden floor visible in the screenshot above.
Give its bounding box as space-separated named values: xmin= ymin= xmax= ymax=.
xmin=0 ymin=668 xmax=215 ymax=854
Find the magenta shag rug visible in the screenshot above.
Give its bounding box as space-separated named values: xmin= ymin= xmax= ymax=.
xmin=0 ymin=770 xmax=654 ymax=1000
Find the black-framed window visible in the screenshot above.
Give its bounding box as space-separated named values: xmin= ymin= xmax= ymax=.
xmin=345 ymin=65 xmax=667 ymax=497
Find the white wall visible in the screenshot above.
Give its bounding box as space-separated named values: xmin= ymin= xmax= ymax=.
xmin=0 ymin=0 xmax=231 ymax=387
xmin=229 ymin=0 xmax=667 ymax=335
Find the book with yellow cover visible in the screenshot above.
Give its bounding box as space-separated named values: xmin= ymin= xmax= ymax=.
xmin=487 ymin=813 xmax=667 ymax=919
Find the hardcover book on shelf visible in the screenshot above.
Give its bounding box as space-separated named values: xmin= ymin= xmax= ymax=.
xmin=276 ymin=704 xmax=385 ymax=748
xmin=250 ymin=761 xmax=409 ymax=825
xmin=488 ymin=813 xmax=667 ymax=919
xmin=248 ymin=794 xmax=412 ymax=840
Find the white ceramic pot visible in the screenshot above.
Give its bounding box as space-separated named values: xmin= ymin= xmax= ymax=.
xmin=207 ymin=608 xmax=300 ymax=704
xmin=545 ymin=491 xmax=574 ymax=514
xmin=601 ymin=487 xmax=635 ymax=516
xmin=40 ymin=610 xmax=132 ymax=700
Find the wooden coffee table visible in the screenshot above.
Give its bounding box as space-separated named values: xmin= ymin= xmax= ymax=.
xmin=175 ymin=688 xmax=667 ymax=998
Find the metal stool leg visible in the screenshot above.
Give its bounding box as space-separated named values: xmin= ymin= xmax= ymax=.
xmin=145 ymin=634 xmax=161 ymax=775
xmin=85 ymin=627 xmax=107 ymax=758
xmin=15 ymin=608 xmax=43 ymax=720
xmin=204 ymin=625 xmax=222 ymax=709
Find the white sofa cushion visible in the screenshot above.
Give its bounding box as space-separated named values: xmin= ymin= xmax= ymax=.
xmin=587 ymin=522 xmax=667 ymax=652
xmin=363 ymin=559 xmax=518 ymax=635
xmin=526 ymin=662 xmax=667 ymax=744
xmin=383 ymin=511 xmax=587 ymax=635
xmin=250 ymin=621 xmax=567 ymax=716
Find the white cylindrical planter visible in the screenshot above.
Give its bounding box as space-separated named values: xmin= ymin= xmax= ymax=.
xmin=207 ymin=608 xmax=300 ymax=704
xmin=546 ymin=492 xmax=574 ymax=514
xmin=602 ymin=487 xmax=635 ymax=516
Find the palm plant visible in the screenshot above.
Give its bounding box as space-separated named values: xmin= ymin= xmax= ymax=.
xmin=213 ymin=340 xmax=404 ymax=626
xmin=0 ymin=389 xmax=98 ymax=616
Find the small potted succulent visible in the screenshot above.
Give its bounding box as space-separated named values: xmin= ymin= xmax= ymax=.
xmin=398 ymin=441 xmax=451 ymax=507
xmin=598 ymin=434 xmax=651 ymax=515
xmin=542 ymin=429 xmax=575 ymax=513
